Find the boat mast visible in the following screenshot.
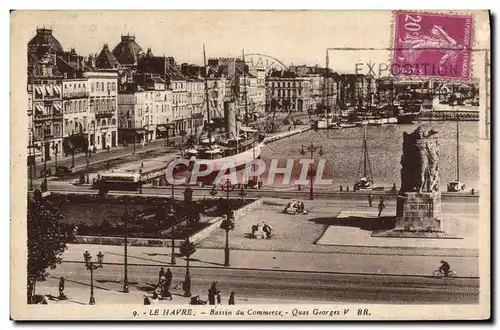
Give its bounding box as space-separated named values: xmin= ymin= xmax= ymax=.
xmin=242 ymin=49 xmax=249 ymax=126
xmin=203 ymin=44 xmax=212 ymax=144
xmin=363 ymin=125 xmax=368 ymax=178
xmin=324 ymin=50 xmax=329 ymax=118
xmin=454 ymin=83 xmax=460 ymax=181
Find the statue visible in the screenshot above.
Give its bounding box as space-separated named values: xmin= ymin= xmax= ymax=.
xmin=400 ymin=126 xmax=439 ymax=194
xmin=375 ymin=126 xmax=450 ymax=238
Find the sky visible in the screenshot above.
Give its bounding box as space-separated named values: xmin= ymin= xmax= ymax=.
xmin=13 ymin=10 xmax=394 ymax=73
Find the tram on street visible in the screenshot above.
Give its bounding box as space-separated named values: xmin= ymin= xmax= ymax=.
xmin=93 ymin=171 xmax=141 ymax=191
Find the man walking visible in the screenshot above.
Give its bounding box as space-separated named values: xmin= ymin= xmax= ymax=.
xmin=166 ymin=268 xmax=172 ymax=291
xmin=368 ymin=193 xmax=373 ymax=207
xmin=378 ymin=196 xmax=386 ymax=217
xmin=158 ymin=267 xmax=165 ymax=285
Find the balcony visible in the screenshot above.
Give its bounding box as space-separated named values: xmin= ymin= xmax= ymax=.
xmin=63 ymin=91 xmax=90 ymax=99
xmin=95 ymin=109 xmax=115 ymax=118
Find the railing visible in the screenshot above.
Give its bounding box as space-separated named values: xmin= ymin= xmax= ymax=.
xmin=34 ymin=113 xmax=63 ymax=121
xmin=63 ymin=91 xmax=90 ymax=99
xmin=95 ymin=109 xmax=115 ymax=118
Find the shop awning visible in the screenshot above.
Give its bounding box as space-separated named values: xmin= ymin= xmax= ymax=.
xmin=45 ymin=85 xmax=53 ymax=96
xmin=53 ymin=86 xmax=61 ymax=95
xmin=53 ymin=103 xmax=62 ymax=111
xmin=35 ymin=86 xmax=44 ymax=95
xmin=157 ymin=126 xmax=167 ymax=132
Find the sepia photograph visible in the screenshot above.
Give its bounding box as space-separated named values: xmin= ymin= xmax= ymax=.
xmin=9 ymin=9 xmax=491 ymax=321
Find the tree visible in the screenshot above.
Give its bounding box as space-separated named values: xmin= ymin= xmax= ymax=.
xmin=27 ymin=190 xmax=68 ymax=303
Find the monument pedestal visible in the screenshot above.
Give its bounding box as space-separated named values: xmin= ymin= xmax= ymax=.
xmin=395 ymin=192 xmax=442 ymax=231
xmin=373 ymin=191 xmax=459 ymax=238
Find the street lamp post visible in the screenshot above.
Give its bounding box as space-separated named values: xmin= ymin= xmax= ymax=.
xmin=83 ymin=251 xmax=104 ymax=305
xmin=219 ymin=212 xmax=235 ymax=267
xmin=239 ymin=186 xmax=246 ymax=202
xmin=138 ymin=169 xmax=143 ymax=194
xmin=300 ymin=142 xmax=324 ymax=201
xmin=164 ymin=201 xmax=176 ymax=265
xmin=180 ymin=238 xmax=196 ymax=297
xmin=122 ymin=204 xmax=129 ymax=293
xmin=210 ymin=185 xmax=218 ymax=199
xmin=220 ymin=178 xmax=236 ymax=200
xmin=52 ymin=142 xmax=58 ymax=173
xmin=86 ymin=159 xmax=90 ymax=184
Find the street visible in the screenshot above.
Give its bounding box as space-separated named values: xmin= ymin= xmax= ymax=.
xmin=38 ymin=263 xmax=479 ymax=305
xmin=30 ymin=180 xmax=480 ymax=203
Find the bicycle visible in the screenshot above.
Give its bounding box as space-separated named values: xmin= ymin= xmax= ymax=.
xmin=432 ymin=269 xmax=457 ymax=278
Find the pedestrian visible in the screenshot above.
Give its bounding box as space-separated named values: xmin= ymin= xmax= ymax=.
xmin=208 ymin=289 xmax=215 ymax=305
xmin=166 ymin=268 xmax=172 ymax=290
xmin=210 ymin=281 xmax=217 ymax=294
xmin=158 ymin=267 xmax=165 ymax=284
xmin=228 ymin=291 xmax=235 ymax=305
xmin=143 ymin=295 xmax=151 ymax=305
xmin=368 ymin=193 xmax=373 ymax=207
xmin=216 ymin=291 xmax=222 ymax=305
xmin=378 ymin=196 xmax=386 ymax=217
xmin=58 ymin=277 xmax=65 ymax=298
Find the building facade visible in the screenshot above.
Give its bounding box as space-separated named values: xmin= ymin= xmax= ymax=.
xmin=266 ymin=71 xmax=312 ymax=112
xmin=62 ymin=77 xmax=90 ymax=156
xmin=85 ymin=71 xmax=119 ymax=151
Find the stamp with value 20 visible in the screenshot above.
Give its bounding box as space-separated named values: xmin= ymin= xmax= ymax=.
xmin=392 ymin=11 xmax=474 ymax=80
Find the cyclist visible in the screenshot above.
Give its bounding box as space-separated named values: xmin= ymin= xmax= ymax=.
xmin=439 ymin=260 xmax=451 ymax=277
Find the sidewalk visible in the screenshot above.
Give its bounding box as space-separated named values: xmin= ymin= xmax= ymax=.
xmin=36 ymin=278 xmax=331 ymax=306
xmin=63 ymin=244 xmax=479 ymax=277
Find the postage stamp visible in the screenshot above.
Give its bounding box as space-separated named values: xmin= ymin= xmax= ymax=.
xmin=392 ymin=11 xmax=474 ymax=80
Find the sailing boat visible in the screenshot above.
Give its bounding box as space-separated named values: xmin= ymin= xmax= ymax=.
xmin=447 ymin=103 xmax=466 ymax=192
xmin=178 ymin=45 xmax=265 ymax=185
xmin=354 ymin=124 xmax=375 ymax=191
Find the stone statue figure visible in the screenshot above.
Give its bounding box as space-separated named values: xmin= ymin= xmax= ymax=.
xmin=400 ymin=126 xmax=439 ymax=194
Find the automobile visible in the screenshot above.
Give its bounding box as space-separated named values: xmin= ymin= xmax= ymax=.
xmin=294 ymin=119 xmax=303 ymax=125
xmin=55 ymin=166 xmax=72 ymax=177
xmin=447 ymin=181 xmax=466 ymax=192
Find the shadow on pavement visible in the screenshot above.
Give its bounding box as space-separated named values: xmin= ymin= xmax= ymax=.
xmin=309 ymin=216 xmax=396 ymax=231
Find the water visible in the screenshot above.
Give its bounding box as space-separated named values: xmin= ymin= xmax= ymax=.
xmin=259 ymin=121 xmax=479 ymax=191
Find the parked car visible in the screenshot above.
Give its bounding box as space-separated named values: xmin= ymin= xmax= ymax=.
xmin=294 ymin=119 xmax=303 ymax=125
xmin=55 ymin=166 xmax=71 ymax=177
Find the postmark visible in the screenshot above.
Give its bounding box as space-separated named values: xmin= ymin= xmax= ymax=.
xmin=392 ymin=11 xmax=474 ymax=80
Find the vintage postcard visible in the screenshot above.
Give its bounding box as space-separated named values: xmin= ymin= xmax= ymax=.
xmin=10 ymin=10 xmax=491 ymax=320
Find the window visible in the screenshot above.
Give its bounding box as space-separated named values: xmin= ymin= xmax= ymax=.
xmin=112 ymin=82 xmax=116 ymax=91
xmin=64 ymin=102 xmax=68 ymax=114
xmin=107 ymin=82 xmax=110 ymax=91
xmin=91 ymin=83 xmax=95 ymax=92
xmin=78 ymin=100 xmax=82 ymax=111
xmin=101 ymin=82 xmax=104 ymax=91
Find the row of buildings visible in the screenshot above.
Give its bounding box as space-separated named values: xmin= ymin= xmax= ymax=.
xmin=26 ymin=28 xmax=343 ymax=162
